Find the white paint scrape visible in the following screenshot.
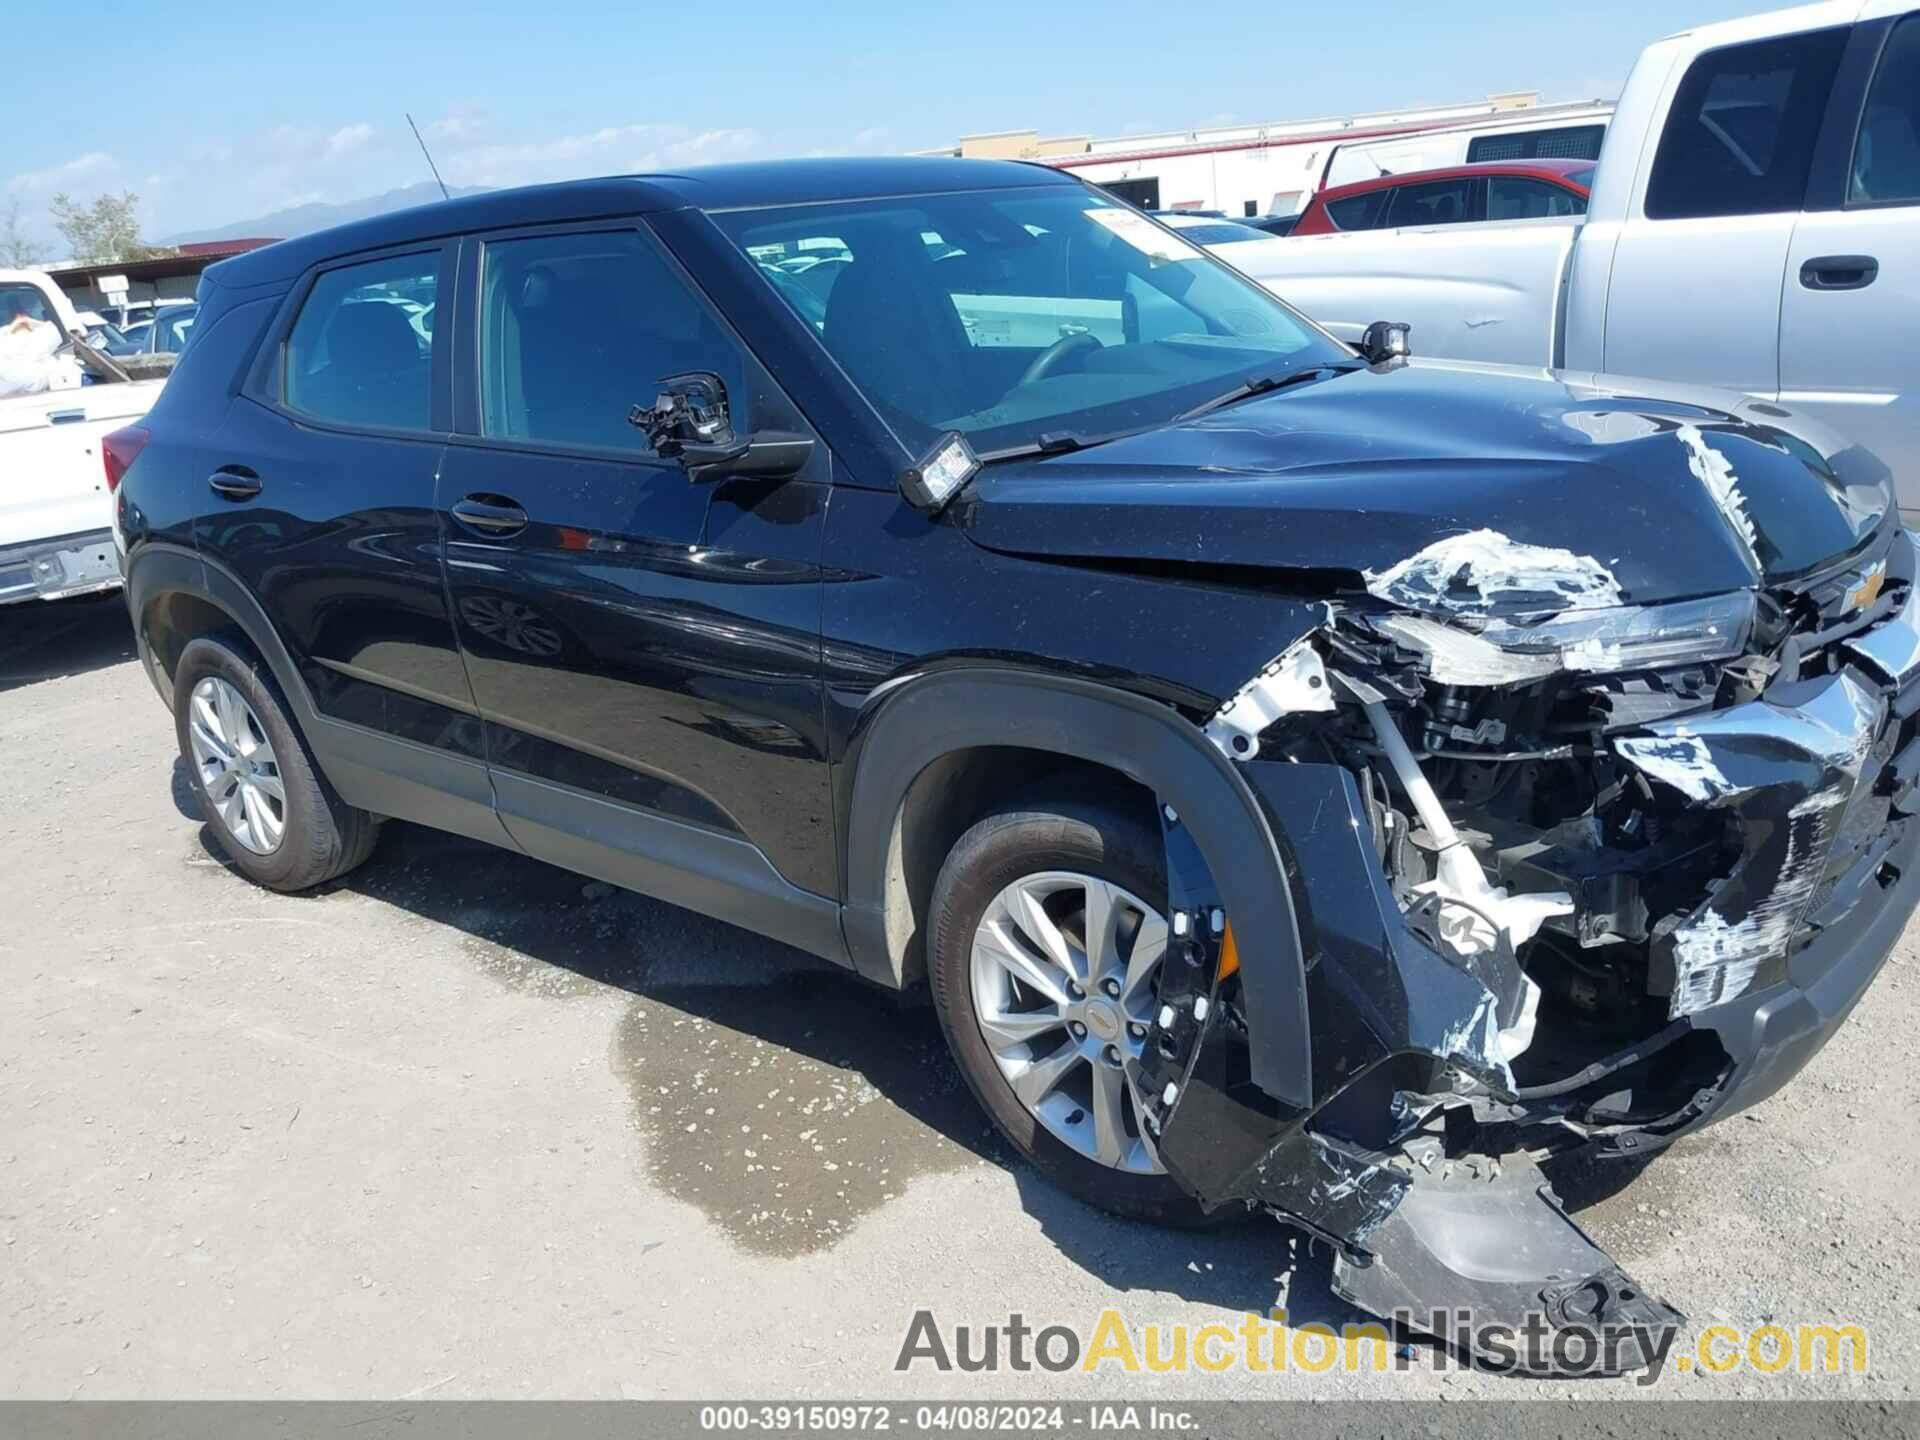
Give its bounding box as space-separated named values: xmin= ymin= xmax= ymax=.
xmin=1364 ymin=528 xmax=1622 ymax=615
xmin=1670 ymin=790 xmax=1843 ymax=1016
xmin=1678 ymin=424 xmax=1761 ymax=576
xmin=1612 ymin=730 xmax=1741 ymax=804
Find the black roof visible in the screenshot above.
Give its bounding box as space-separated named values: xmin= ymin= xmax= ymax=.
xmin=208 ymin=156 xmax=1076 ymax=288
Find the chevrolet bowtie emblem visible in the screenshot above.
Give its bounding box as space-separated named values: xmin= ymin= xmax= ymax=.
xmin=1846 ymin=563 xmax=1888 ymax=614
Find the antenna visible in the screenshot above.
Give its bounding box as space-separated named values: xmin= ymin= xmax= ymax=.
xmin=406 ymin=113 xmax=451 ymax=202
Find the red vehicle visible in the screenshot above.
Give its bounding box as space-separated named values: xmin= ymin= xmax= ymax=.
xmin=1290 ymin=158 xmax=1594 ymax=236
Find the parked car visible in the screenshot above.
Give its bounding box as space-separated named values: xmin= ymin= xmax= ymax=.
xmin=1318 ymin=109 xmax=1611 ymax=190
xmin=1243 ymin=214 xmax=1300 ymax=238
xmin=72 ymin=310 xmax=141 ymax=357
xmin=0 ymin=269 xmax=169 ymax=606
xmin=129 ymin=303 xmax=199 ymax=356
xmin=115 ymin=157 xmax=1919 ymax=1371
xmin=1289 ymin=158 xmax=1594 ymax=235
xmin=1234 ymin=0 xmax=1920 ymax=516
xmin=1157 ymin=213 xmax=1286 ymax=246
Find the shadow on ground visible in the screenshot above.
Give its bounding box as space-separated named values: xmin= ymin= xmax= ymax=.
xmin=184 ymin=812 xmax=1662 ymax=1350
xmin=0 ymin=594 xmax=136 ymax=695
xmin=183 ymin=815 xmax=1357 ymax=1320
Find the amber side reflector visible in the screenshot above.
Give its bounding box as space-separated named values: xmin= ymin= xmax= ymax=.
xmin=1217 ymin=922 xmax=1240 ymax=980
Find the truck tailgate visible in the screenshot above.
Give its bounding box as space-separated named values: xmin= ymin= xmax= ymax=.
xmin=0 ymin=382 xmax=163 ymax=550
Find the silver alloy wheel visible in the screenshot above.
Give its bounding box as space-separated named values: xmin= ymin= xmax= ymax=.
xmin=187 ymin=676 xmax=287 ymax=855
xmin=968 ymin=870 xmax=1169 ymax=1174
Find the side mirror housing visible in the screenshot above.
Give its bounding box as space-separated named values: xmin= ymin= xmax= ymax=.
xmin=633 ymin=371 xmax=737 ymax=457
xmin=630 ymin=371 xmax=813 ymax=482
xmin=1358 ymin=320 xmax=1411 ymax=366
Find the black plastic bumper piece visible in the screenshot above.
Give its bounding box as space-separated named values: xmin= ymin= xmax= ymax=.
xmin=1628 ymin=800 xmax=1920 ymax=1149
xmin=1332 ymin=1159 xmax=1684 ymax=1375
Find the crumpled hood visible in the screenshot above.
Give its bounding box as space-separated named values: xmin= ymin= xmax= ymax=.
xmin=962 ymin=361 xmax=1894 ymax=609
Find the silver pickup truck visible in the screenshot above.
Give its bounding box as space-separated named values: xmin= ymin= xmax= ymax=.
xmin=1 ymin=269 xmax=169 ymax=605
xmin=1231 ymin=0 xmax=1920 ymax=513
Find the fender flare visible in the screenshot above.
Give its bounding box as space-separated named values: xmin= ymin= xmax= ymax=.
xmin=126 ymin=542 xmax=325 ymax=729
xmin=842 ymin=668 xmax=1313 ymax=1109
xmin=127 ymin=541 xmax=510 ymax=846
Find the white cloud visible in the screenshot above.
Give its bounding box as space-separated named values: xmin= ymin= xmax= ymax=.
xmin=425 ymin=105 xmax=489 ymax=143
xmin=439 ymin=123 xmax=766 ymax=188
xmin=7 ymin=151 xmax=116 ymax=194
xmin=259 ymin=123 xmax=375 ymax=165
xmin=324 ymin=123 xmax=376 ymax=159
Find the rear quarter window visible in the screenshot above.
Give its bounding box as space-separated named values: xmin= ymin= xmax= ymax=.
xmin=282 ymin=252 xmax=440 ymax=431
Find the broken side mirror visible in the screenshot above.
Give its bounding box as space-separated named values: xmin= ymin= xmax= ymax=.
xmin=629 ymin=371 xmax=813 ymax=483
xmin=1358 ymin=320 xmax=1411 ymax=366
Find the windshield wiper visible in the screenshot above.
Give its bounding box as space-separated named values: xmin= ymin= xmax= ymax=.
xmin=975 ymin=362 xmax=1361 ymax=465
xmin=975 ymin=429 xmax=1111 ymax=464
xmin=1176 ymin=362 xmax=1360 ymax=422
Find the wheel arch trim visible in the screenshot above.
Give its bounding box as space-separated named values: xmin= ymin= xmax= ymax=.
xmin=126 ymin=542 xmax=508 ymax=846
xmin=842 ymin=667 xmax=1313 ymax=1108
xmin=128 ymin=543 xmax=322 ymax=726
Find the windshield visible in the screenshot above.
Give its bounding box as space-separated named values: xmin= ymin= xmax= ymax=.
xmin=714 ymin=186 xmax=1345 ymax=457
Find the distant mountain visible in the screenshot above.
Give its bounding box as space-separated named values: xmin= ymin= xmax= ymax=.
xmin=160 ymin=182 xmax=490 ymax=244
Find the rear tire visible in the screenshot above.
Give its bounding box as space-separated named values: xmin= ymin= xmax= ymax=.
xmin=928 ymin=794 xmax=1220 ymax=1228
xmin=173 ymin=636 xmax=378 ymax=892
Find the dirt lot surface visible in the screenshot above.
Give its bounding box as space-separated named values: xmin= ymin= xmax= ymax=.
xmin=5 ymin=597 xmax=1920 ymax=1400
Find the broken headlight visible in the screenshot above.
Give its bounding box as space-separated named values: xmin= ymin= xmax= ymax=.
xmin=1379 ymin=591 xmax=1757 ymax=685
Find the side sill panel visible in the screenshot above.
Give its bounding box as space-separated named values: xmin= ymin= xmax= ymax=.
xmin=491 ymin=769 xmax=852 ymax=970
xmin=307 ymin=715 xmax=513 ymax=851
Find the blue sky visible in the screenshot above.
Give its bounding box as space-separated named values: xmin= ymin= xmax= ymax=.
xmin=4 ymin=0 xmax=1772 ymax=248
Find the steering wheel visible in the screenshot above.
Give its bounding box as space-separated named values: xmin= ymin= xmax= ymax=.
xmin=1018 ymin=331 xmax=1103 ymax=387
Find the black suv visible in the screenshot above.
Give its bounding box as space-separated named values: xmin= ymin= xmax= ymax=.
xmin=113 ymin=157 xmax=1920 ymax=1367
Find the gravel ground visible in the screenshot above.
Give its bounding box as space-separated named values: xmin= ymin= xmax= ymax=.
xmin=3 ymin=596 xmax=1918 ymax=1401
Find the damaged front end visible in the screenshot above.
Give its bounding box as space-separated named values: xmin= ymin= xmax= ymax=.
xmin=1142 ymin=516 xmax=1920 ymax=1373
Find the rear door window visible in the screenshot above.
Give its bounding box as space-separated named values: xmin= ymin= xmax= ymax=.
xmin=1386 ymin=176 xmax=1484 ymax=227
xmin=1849 ymin=15 xmax=1920 ymax=206
xmin=1487 ymin=176 xmax=1588 ymax=220
xmin=284 ymin=252 xmax=440 ymax=431
xmin=1645 ymin=28 xmax=1849 ymax=219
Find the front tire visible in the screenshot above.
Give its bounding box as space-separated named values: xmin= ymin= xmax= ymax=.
xmin=173 ymin=636 xmax=378 ymax=892
xmin=928 ymin=795 xmax=1216 ymax=1227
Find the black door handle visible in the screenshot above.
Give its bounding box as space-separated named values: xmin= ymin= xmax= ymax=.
xmin=450 ymin=494 xmax=529 ymax=538
xmin=1800 ymin=254 xmax=1878 ymax=291
xmin=208 ymin=466 xmax=261 ymax=500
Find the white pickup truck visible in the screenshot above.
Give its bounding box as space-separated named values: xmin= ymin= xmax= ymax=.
xmin=1 ymin=268 xmax=169 ymax=605
xmin=1231 ymin=0 xmax=1920 ymax=512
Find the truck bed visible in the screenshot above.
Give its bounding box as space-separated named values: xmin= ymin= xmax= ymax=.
xmin=1233 ymin=214 xmax=1582 ymax=369
xmin=0 ymin=379 xmax=167 ymax=601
